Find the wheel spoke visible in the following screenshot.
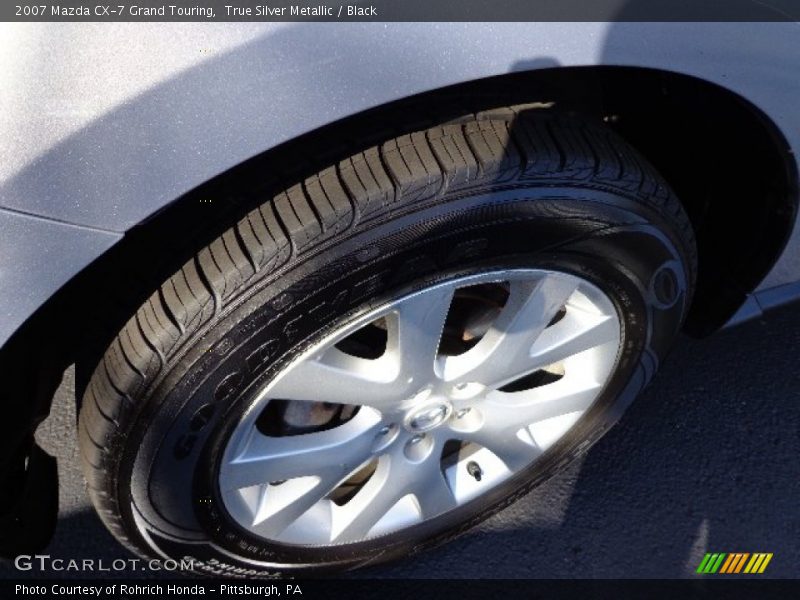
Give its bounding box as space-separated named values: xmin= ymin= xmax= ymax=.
xmin=440 ymin=275 xmax=578 ymax=388
xmin=454 ymin=375 xmax=602 ymax=471
xmin=411 ymin=455 xmax=458 ymax=519
xmin=330 ymin=455 xmax=397 ymax=542
xmin=528 ymin=307 xmax=618 ymax=369
xmin=459 ymin=428 xmax=541 ymax=472
xmin=266 ymin=348 xmax=405 ymax=410
xmin=481 ymin=376 xmax=603 ymax=435
xmin=385 ymin=286 xmax=455 ymax=387
xmin=221 ymin=409 xmax=382 ymax=491
xmin=249 ymin=475 xmax=338 ymax=535
xmin=331 ymin=439 xmax=455 ymax=542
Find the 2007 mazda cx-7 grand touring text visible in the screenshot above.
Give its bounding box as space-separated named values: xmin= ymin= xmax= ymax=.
xmin=0 ymin=21 xmax=798 ymax=576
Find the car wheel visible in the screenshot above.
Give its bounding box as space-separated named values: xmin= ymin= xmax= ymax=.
xmin=79 ymin=107 xmax=696 ymax=576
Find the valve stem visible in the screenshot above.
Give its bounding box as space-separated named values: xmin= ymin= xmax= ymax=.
xmin=467 ymin=461 xmax=483 ymax=482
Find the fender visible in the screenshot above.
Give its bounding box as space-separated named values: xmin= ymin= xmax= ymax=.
xmin=1 ymin=22 xmax=799 ymax=351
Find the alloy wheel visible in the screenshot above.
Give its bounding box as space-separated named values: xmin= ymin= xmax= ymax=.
xmin=218 ymin=269 xmax=621 ymax=546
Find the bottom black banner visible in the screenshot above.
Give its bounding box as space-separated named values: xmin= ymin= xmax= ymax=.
xmin=1 ymin=579 xmax=798 ymax=600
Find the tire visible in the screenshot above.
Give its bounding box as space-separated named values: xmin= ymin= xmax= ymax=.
xmin=78 ymin=107 xmax=696 ymax=577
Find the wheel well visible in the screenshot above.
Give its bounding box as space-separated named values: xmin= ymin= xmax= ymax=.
xmin=582 ymin=68 xmax=798 ymax=336
xmin=2 ymin=65 xmax=797 ymax=416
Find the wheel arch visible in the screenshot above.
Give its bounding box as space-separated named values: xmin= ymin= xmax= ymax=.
xmin=1 ymin=63 xmax=796 ymax=450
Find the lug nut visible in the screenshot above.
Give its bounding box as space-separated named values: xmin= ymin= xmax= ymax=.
xmin=456 ymin=408 xmax=471 ymax=419
xmin=409 ymin=434 xmax=425 ymax=445
xmin=379 ymin=425 xmax=392 ymax=435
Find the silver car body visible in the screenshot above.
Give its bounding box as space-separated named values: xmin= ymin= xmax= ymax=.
xmin=1 ymin=22 xmax=799 ymax=348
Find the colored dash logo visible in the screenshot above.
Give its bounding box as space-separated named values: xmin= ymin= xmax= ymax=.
xmin=696 ymin=552 xmax=773 ymax=574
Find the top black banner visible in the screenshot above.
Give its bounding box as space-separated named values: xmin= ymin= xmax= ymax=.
xmin=5 ymin=0 xmax=800 ymax=22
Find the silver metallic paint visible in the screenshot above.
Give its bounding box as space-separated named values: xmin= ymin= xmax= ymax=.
xmin=0 ymin=208 xmax=120 ymax=345
xmin=0 ymin=22 xmax=798 ymax=347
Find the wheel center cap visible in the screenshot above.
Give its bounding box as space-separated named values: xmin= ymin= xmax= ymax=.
xmin=405 ymin=403 xmax=452 ymax=433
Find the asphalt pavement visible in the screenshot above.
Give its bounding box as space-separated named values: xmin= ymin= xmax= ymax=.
xmin=2 ymin=304 xmax=798 ymax=579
